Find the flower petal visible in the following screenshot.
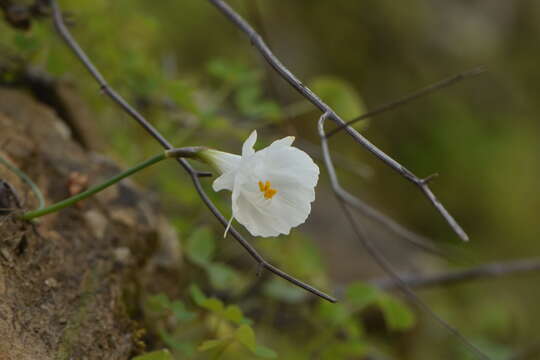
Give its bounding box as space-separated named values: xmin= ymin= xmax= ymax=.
xmin=242 ymin=130 xmax=258 ymax=157
xmin=262 ymin=147 xmax=320 ymax=188
xmin=203 ymin=149 xmax=241 ymax=174
xmin=268 ymin=136 xmax=295 ymax=149
xmin=211 ymin=130 xmax=319 ymax=237
xmin=232 ymin=187 xmax=291 ymax=237
xmin=212 ymin=171 xmax=237 ymax=192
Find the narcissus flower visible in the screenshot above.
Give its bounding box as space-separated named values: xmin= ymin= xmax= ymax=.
xmin=201 ymin=131 xmax=319 ymax=237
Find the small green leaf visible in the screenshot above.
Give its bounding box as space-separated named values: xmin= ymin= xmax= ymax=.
xmin=377 ymin=295 xmax=416 ymax=331
xmin=145 ymin=293 xmax=171 ymax=313
xmin=317 ymin=301 xmax=350 ymax=327
xmin=206 ymin=262 xmax=237 ymax=290
xmin=235 ymin=85 xmax=281 ymax=119
xmin=207 ymin=59 xmax=259 ymax=86
xmin=253 ymin=345 xmax=278 ymax=359
xmin=132 ymin=349 xmax=174 ymax=360
xmin=235 ymin=324 xmax=257 ymax=352
xmin=158 ymin=329 xmax=195 ymax=356
xmin=189 ymin=284 xmax=207 ymax=306
xmin=321 ymin=341 xmax=366 ymax=359
xmin=201 ymin=297 xmax=225 ymax=313
xmin=186 ymin=227 xmax=215 ymax=266
xmin=198 ymin=339 xmax=228 ymax=352
xmin=346 ymin=282 xmax=380 ymax=309
xmin=309 ymin=76 xmax=367 ymax=130
xmin=223 ymin=305 xmax=244 ymax=324
xmin=170 ymin=300 xmax=196 ymax=322
xmin=344 ymin=321 xmax=365 ymax=340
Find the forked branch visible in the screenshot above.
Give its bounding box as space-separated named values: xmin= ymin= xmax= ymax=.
xmin=49 ymin=0 xmax=335 ymax=303
xmin=318 ymin=113 xmax=490 ymax=360
xmin=208 ymin=0 xmax=469 ymax=241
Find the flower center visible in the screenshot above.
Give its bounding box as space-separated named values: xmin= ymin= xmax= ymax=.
xmin=258 ymin=180 xmax=277 ymax=200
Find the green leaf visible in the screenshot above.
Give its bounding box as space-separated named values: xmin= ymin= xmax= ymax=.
xmin=132 ymin=349 xmax=174 ymax=360
xmin=320 ymin=341 xmax=366 ymax=359
xmin=235 ymin=85 xmax=281 ymax=120
xmin=206 ymin=262 xmax=238 ymax=290
xmin=170 ymin=300 xmax=196 ymax=322
xmin=344 ymin=321 xmax=365 ymax=340
xmin=201 ymin=297 xmax=225 ymax=313
xmin=377 ymin=295 xmax=416 ymax=331
xmin=186 ymin=227 xmax=215 ymax=266
xmin=145 ymin=293 xmax=171 ymax=313
xmin=345 ymin=282 xmax=380 ymax=309
xmin=13 ymin=33 xmax=40 ymax=54
xmin=235 ymin=324 xmax=257 ymax=352
xmin=223 ymin=305 xmax=244 ymax=324
xmin=309 ymin=76 xmax=367 ymax=129
xmin=198 ymin=339 xmax=228 ymax=352
xmin=263 ymin=278 xmax=307 ymax=303
xmin=207 ymin=59 xmax=259 ymax=86
xmin=189 ymin=284 xmax=207 ymax=306
xmin=317 ymin=301 xmax=350 ymax=327
xmin=253 ymin=345 xmax=278 ymax=359
xmin=158 ymin=329 xmax=195 ymax=356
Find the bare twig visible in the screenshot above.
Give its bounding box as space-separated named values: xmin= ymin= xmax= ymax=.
xmin=372 ymin=258 xmax=540 ymax=291
xmin=49 ymin=0 xmax=335 ymax=303
xmin=318 ymin=113 xmax=490 ymax=360
xmin=208 ymin=0 xmax=469 ymax=242
xmin=325 ymin=66 xmax=486 ymax=138
xmin=243 ymin=3 xmax=443 ymax=257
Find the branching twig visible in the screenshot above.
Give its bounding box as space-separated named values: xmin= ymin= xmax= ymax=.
xmin=49 ymin=0 xmax=335 ymax=303
xmin=208 ymin=0 xmax=469 ymax=241
xmin=372 ymin=258 xmax=540 ymax=291
xmin=318 ymin=113 xmax=490 ymax=360
xmin=325 ymin=66 xmax=486 ymax=138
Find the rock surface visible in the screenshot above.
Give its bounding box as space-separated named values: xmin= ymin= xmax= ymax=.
xmin=0 ymin=88 xmax=181 ymax=360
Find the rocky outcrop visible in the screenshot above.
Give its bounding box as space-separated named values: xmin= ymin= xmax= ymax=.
xmin=0 ymin=87 xmax=181 ymax=360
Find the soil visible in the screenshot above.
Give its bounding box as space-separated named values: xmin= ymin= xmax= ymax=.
xmin=0 ymin=87 xmax=182 ymax=360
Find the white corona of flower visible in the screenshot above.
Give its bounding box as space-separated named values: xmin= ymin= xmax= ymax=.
xmin=201 ymin=131 xmax=319 ymax=237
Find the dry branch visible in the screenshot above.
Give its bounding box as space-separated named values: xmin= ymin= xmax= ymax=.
xmin=372 ymin=258 xmax=540 ymax=291
xmin=49 ymin=0 xmax=335 ymax=303
xmin=208 ymin=0 xmax=469 ymax=242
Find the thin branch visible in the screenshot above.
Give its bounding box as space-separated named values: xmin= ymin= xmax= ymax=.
xmin=318 ymin=113 xmax=490 ymax=360
xmin=242 ymin=3 xmax=442 ymax=257
xmin=297 ymin=139 xmax=374 ymax=180
xmin=300 ymin=139 xmax=442 ymax=256
xmin=49 ymin=0 xmax=335 ymax=303
xmin=372 ymin=258 xmax=540 ymax=291
xmin=325 ymin=66 xmax=486 ymax=138
xmin=208 ymin=0 xmax=469 ymax=242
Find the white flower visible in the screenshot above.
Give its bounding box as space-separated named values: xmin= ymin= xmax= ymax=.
xmin=202 ymin=131 xmax=319 ymax=237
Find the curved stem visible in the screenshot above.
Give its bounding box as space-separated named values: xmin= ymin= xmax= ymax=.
xmin=0 ymin=154 xmax=45 ymax=209
xmin=20 ymin=152 xmax=167 ymax=220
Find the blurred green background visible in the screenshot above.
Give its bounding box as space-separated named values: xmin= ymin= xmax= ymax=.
xmin=1 ymin=0 xmax=539 ymax=359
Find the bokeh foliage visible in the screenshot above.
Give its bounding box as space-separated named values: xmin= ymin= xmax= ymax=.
xmin=1 ymin=0 xmax=539 ymax=359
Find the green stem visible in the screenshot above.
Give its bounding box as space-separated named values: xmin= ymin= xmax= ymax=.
xmin=20 ymin=152 xmax=167 ymax=220
xmin=0 ymin=154 xmax=45 ymax=209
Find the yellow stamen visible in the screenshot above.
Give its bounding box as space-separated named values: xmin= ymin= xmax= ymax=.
xmin=258 ymin=180 xmax=277 ymax=199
